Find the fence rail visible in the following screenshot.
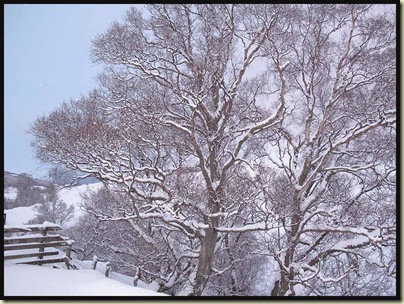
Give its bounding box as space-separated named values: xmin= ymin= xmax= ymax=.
xmin=3 ymin=223 xmax=76 ymax=269
xmin=4 ymin=222 xmax=158 ymax=292
xmin=73 ymin=258 xmax=139 ymax=287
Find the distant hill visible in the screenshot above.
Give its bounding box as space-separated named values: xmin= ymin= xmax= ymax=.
xmin=4 ymin=171 xmax=99 ymax=188
xmin=4 ymin=170 xmax=103 ymax=226
xmin=4 ymin=171 xmax=52 ymax=188
xmin=61 ymin=176 xmax=100 ymax=187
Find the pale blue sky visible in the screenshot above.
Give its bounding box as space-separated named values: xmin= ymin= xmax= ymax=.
xmin=5 ymin=4 xmax=135 ymax=178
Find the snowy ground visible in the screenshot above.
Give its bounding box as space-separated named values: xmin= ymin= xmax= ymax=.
xmin=4 ymin=205 xmax=40 ymax=226
xmin=4 ymin=183 xmax=170 ymax=297
xmin=4 ymin=261 xmax=167 ymax=297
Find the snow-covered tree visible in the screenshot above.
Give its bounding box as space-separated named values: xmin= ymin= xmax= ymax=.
xmin=14 ymin=173 xmax=45 ymax=207
xmin=29 ymin=184 xmax=75 ymax=226
xmin=29 ymin=4 xmax=396 ymax=296
xmin=258 ymin=4 xmax=396 ymax=296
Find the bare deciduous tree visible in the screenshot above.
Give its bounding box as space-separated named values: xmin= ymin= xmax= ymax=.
xmin=29 ymin=4 xmax=396 ymax=296
xmin=29 ymin=184 xmax=75 ymax=226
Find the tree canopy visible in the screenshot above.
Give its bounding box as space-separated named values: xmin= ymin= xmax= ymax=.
xmin=30 ymin=4 xmax=396 ymax=296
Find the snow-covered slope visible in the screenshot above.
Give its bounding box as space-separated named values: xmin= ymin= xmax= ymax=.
xmin=4 ymin=182 xmax=103 ymax=228
xmin=4 ymin=205 xmax=40 ymax=226
xmin=4 ymin=186 xmax=17 ymax=200
xmin=58 ymin=182 xmax=103 ymax=227
xmin=4 ymin=261 xmax=167 ymax=296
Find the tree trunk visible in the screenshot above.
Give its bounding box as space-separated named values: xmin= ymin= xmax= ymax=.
xmin=271 ymin=273 xmax=295 ymax=296
xmin=271 ymin=194 xmax=300 ymax=296
xmin=192 ymin=227 xmax=218 ymax=296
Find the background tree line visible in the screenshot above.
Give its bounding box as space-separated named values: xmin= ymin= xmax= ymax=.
xmin=4 ymin=172 xmax=75 ymax=226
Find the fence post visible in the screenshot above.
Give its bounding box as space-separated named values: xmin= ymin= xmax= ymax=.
xmin=133 ymin=267 xmax=139 ymax=286
xmin=92 ymin=255 xmax=98 ymax=270
xmin=65 ymin=241 xmax=71 ymax=270
xmin=66 ymin=245 xmax=72 ymax=259
xmin=105 ymin=262 xmax=112 ymax=277
xmin=38 ymin=227 xmax=48 ymax=263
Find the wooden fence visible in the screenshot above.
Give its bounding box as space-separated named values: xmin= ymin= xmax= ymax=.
xmin=4 ymin=223 xmax=76 ymax=269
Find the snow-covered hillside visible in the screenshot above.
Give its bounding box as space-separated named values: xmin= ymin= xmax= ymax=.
xmin=4 ymin=182 xmax=103 ymax=228
xmin=4 ymin=261 xmax=167 ymax=296
xmin=4 ymin=186 xmax=17 ymax=200
xmin=58 ymin=182 xmax=103 ymax=227
xmin=4 ymin=205 xmax=40 ymax=226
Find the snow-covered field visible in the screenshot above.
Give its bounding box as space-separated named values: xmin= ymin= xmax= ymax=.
xmin=4 ymin=261 xmax=167 ymax=296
